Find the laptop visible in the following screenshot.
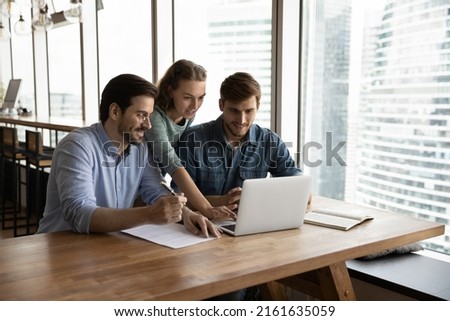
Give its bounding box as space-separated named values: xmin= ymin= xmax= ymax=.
xmin=216 ymin=175 xmax=312 ymax=236
xmin=1 ymin=79 xmax=21 ymax=111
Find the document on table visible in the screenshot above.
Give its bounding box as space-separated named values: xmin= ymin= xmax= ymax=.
xmin=122 ymin=223 xmax=216 ymax=249
xmin=304 ymin=207 xmax=374 ymax=231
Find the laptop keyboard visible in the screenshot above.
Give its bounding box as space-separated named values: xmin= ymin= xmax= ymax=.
xmin=221 ymin=224 xmax=236 ymax=232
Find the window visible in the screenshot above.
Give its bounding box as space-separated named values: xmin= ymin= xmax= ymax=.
xmin=97 ymin=0 xmax=153 ymax=93
xmin=47 ymin=21 xmax=82 ymax=119
xmin=10 ymin=10 xmax=35 ymax=113
xmin=173 ymin=0 xmax=272 ymax=127
xmin=300 ymin=0 xmax=450 ymax=254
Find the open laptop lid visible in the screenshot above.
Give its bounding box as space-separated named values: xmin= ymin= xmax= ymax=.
xmin=218 ymin=175 xmax=312 ymax=236
xmin=1 ymin=79 xmax=22 ymax=110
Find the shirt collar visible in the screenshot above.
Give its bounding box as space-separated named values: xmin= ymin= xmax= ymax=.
xmin=94 ymin=122 xmax=132 ymax=158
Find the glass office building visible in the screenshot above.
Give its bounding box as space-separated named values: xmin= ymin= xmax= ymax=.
xmin=304 ymin=0 xmax=450 ymax=253
xmin=206 ymin=3 xmax=272 ymax=128
xmin=352 ymin=0 xmax=450 ymax=253
xmin=302 ymin=0 xmax=352 ymax=200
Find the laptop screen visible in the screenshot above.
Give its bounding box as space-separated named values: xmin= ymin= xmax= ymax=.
xmin=216 ymin=175 xmax=311 ymax=236
xmin=1 ymin=79 xmax=22 ymax=110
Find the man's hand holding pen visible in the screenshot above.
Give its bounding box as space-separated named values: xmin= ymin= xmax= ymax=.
xmin=161 ymin=181 xmax=186 ymax=204
xmin=160 ymin=181 xmax=221 ymax=238
xmin=145 ymin=193 xmax=186 ymax=224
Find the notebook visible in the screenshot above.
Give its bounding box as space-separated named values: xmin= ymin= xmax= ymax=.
xmin=215 ymin=175 xmax=312 ymax=236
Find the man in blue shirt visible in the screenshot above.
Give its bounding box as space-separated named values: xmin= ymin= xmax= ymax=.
xmin=37 ymin=74 xmax=219 ymax=237
xmin=176 ymin=72 xmax=302 ymax=300
xmin=177 ymin=72 xmax=302 ymax=214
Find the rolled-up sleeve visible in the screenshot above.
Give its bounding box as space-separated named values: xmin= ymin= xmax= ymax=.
xmin=37 ymin=124 xmax=148 ymax=234
xmin=53 ymin=139 xmax=99 ymax=233
xmin=139 ymin=156 xmax=169 ymax=205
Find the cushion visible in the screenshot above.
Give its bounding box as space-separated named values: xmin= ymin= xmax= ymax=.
xmin=357 ymin=242 xmax=423 ymax=260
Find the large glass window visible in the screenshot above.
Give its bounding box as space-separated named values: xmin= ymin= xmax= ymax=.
xmin=10 ymin=3 xmax=34 ymax=112
xmin=97 ymin=0 xmax=153 ymax=93
xmin=173 ymin=0 xmax=272 ymax=127
xmin=47 ymin=19 xmax=82 ymax=119
xmin=300 ymin=0 xmax=450 ymax=254
xmin=43 ymin=0 xmax=83 ymax=119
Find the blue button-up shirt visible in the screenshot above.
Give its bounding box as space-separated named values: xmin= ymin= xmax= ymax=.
xmin=37 ymin=122 xmax=167 ymax=234
xmin=176 ymin=115 xmax=302 ymax=196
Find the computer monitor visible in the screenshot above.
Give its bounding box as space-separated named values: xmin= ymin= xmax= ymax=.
xmin=1 ymin=79 xmax=22 ymax=110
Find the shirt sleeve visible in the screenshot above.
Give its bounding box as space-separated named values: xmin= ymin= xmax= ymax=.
xmin=138 ymin=156 xmax=171 ymax=204
xmin=53 ymin=138 xmax=99 ymax=233
xmin=176 ymin=129 xmax=199 ymax=183
xmin=146 ymin=111 xmax=183 ymax=175
xmin=268 ymin=133 xmax=303 ymax=177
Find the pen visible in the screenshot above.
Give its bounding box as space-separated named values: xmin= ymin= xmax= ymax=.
xmin=161 ymin=181 xmax=176 ymax=195
xmin=161 ymin=181 xmax=187 ymax=206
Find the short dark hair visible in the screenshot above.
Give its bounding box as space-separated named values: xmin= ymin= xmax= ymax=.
xmin=220 ymin=72 xmax=261 ymax=106
xmin=156 ymin=59 xmax=207 ymax=112
xmin=99 ymin=74 xmax=158 ymax=123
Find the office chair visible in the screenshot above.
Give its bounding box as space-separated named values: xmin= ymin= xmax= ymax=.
xmin=0 ymin=126 xmax=27 ymax=235
xmin=24 ymin=130 xmax=54 ymax=236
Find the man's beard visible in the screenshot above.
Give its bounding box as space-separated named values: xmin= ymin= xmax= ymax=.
xmin=123 ymin=131 xmax=142 ymax=145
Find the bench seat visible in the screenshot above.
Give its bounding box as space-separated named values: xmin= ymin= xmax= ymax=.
xmin=347 ymin=252 xmax=450 ymax=301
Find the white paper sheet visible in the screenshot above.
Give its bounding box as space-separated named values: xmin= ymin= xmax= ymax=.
xmin=122 ymin=223 xmax=217 ymax=249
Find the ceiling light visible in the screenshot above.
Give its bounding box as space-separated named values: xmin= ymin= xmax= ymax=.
xmin=0 ymin=23 xmax=11 ymax=41
xmin=14 ymin=14 xmax=30 ymax=35
xmin=63 ymin=0 xmax=82 ymax=23
xmin=32 ymin=3 xmax=53 ymax=31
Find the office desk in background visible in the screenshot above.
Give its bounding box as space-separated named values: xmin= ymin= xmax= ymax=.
xmin=0 ymin=114 xmax=86 ymax=147
xmin=0 ymin=197 xmax=444 ymax=300
xmin=0 ymin=114 xmax=86 ymax=133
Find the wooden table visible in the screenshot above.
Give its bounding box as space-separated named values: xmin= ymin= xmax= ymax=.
xmin=0 ymin=114 xmax=86 ymax=133
xmin=0 ymin=114 xmax=87 ymax=147
xmin=0 ymin=197 xmax=444 ymax=300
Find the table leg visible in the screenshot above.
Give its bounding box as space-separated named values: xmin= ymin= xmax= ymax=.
xmin=259 ymin=281 xmax=289 ymax=300
xmin=263 ymin=261 xmax=356 ymax=300
xmin=314 ymin=261 xmax=356 ymax=300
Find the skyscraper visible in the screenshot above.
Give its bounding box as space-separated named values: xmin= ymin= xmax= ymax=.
xmin=302 ymin=0 xmax=352 ymax=199
xmin=355 ymin=0 xmax=450 ymax=253
xmin=206 ymin=1 xmax=272 ymax=128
